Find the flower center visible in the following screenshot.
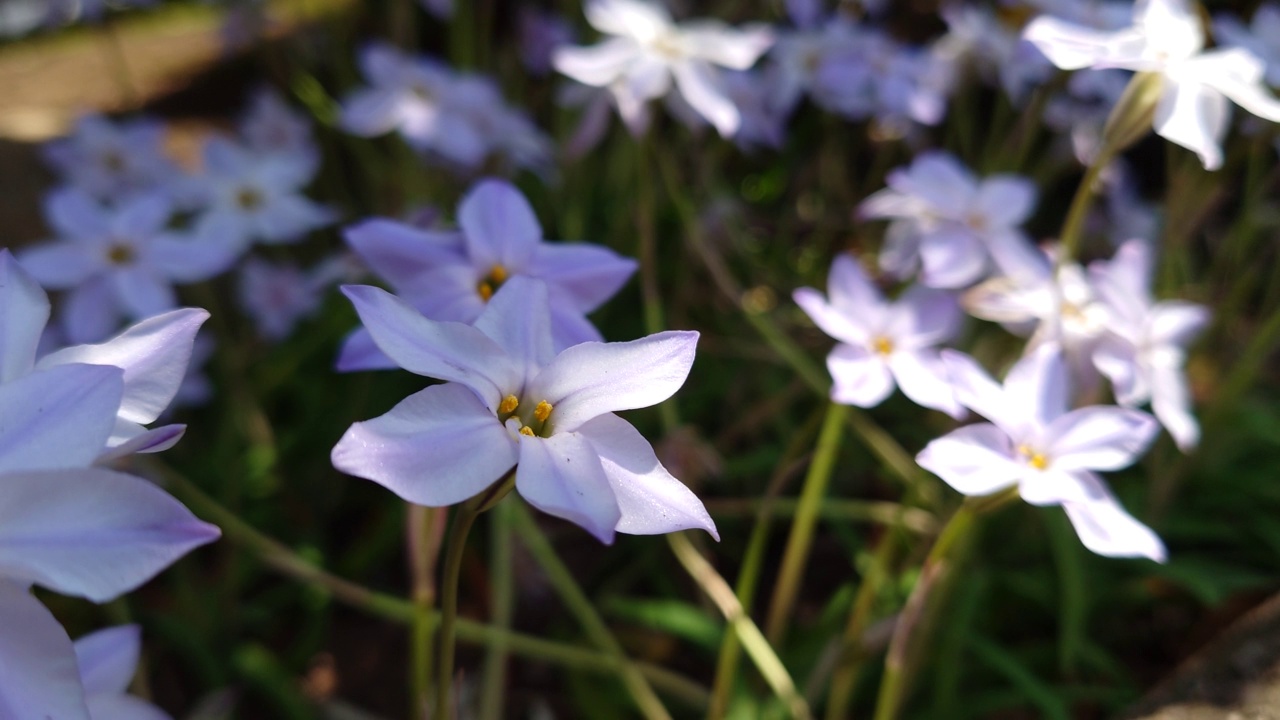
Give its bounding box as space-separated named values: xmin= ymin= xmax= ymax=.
xmin=1017 ymin=444 xmax=1049 ymax=471
xmin=965 ymin=212 xmax=989 ymax=232
xmin=236 ymin=187 xmax=264 ymax=210
xmin=106 ymin=241 xmax=135 ymax=266
xmin=872 ymin=336 xmax=894 ymax=356
xmin=477 ymin=264 xmax=509 ymax=302
xmin=497 ymin=394 xmax=555 ymax=437
xmin=410 ymin=83 xmax=434 ymax=102
xmin=651 ymin=33 xmax=684 ymax=60
xmin=101 ymin=151 xmax=126 ymax=173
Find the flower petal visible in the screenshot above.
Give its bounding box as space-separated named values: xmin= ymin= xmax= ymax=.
xmin=111 ymin=194 xmax=172 ymax=239
xmin=578 ymin=413 xmax=717 ymax=539
xmin=1196 ymin=47 xmax=1280 ymax=121
xmin=1022 ymin=17 xmax=1145 ymax=70
xmin=15 ymin=241 xmax=98 ymax=289
xmin=458 ymin=180 xmax=543 ymax=272
xmin=0 ymin=364 xmax=123 ymax=473
xmin=529 ymin=331 xmax=698 ymax=433
xmin=1004 ymin=343 xmax=1070 ymax=429
xmin=1150 ymin=362 xmax=1199 ymax=450
xmin=916 ymin=423 xmax=1025 ymax=497
xmin=97 ymin=423 xmax=186 ymax=462
xmin=918 ymin=227 xmax=988 ymax=289
xmin=335 ymin=328 xmax=397 ymax=372
xmin=941 ymin=350 xmax=1019 ymax=432
xmin=0 ymin=580 xmax=90 ymax=720
xmin=44 ymin=187 xmax=110 ymax=241
xmin=344 ymin=219 xmax=466 ymax=290
xmin=827 ymin=343 xmax=895 ymax=408
xmin=1148 ymin=301 xmax=1210 ymax=348
xmin=472 ymin=277 xmax=555 ymax=386
xmin=1046 ymin=406 xmax=1159 ymax=471
xmin=0 ymin=249 xmax=48 ymax=383
xmin=109 ymin=267 xmax=176 ymax=320
xmin=826 ymin=253 xmax=885 ymax=320
xmin=86 ymin=694 xmax=171 ymax=720
xmin=0 ymin=468 xmax=219 ymax=602
xmin=1092 ymin=335 xmax=1146 ymax=405
xmin=1061 ymin=472 xmax=1166 ymax=561
xmin=974 ymin=176 xmax=1037 ymax=229
xmin=793 ymin=287 xmax=867 ymax=345
xmin=889 ymin=350 xmax=964 ymax=418
xmin=885 ymin=286 xmax=962 ymax=349
xmin=74 ymin=625 xmax=139 ymax=695
xmin=671 ymin=59 xmax=740 ymax=136
xmin=1153 ymin=77 xmax=1230 ymax=171
xmin=341 ymin=284 xmax=519 ymax=410
xmin=516 ymin=433 xmax=621 ymax=544
xmin=527 ymin=242 xmax=637 ymax=313
xmin=62 ymin=277 xmax=122 ymax=344
xmin=332 ymin=383 xmax=517 ymax=506
xmin=553 ymin=38 xmax=641 ymax=87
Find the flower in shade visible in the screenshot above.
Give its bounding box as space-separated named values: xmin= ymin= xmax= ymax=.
xmin=794 ymin=254 xmax=964 ymax=417
xmin=859 ymin=152 xmax=1041 ymax=289
xmin=1215 ymin=4 xmax=1280 ymax=87
xmin=42 ymin=115 xmax=179 ymax=204
xmin=553 ymin=0 xmax=774 ymax=137
xmin=19 ymin=190 xmax=233 ymax=343
xmin=338 ymin=178 xmax=636 ymax=369
xmin=73 ymin=625 xmax=169 ymax=720
xmin=332 ymin=277 xmax=716 ymax=544
xmin=0 ymin=249 xmax=207 ymax=459
xmin=520 ymin=7 xmax=576 ymax=75
xmin=1024 ymin=0 xmax=1280 ymax=170
xmin=917 ymin=344 xmax=1165 ymax=561
xmin=814 ymin=30 xmax=948 ymax=131
xmin=1090 ymin=239 xmax=1209 ymax=451
xmin=240 ymin=87 xmax=319 ymax=173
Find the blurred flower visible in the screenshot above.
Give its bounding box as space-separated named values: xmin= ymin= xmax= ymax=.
xmin=932 ymin=5 xmax=1052 ymax=104
xmin=171 ymin=334 xmax=214 ymax=409
xmin=43 ymin=115 xmax=180 ymax=204
xmin=338 ymin=178 xmax=636 ymax=369
xmin=1025 ymin=0 xmax=1280 ymax=170
xmin=1090 ymin=239 xmax=1209 ymax=450
xmin=794 ymin=254 xmax=964 ymax=417
xmin=419 ymin=0 xmax=451 ymax=19
xmin=520 ymin=7 xmax=575 ymax=75
xmin=332 ymin=277 xmax=716 ymax=544
xmin=20 ymin=190 xmax=233 ymax=343
xmin=188 ymin=137 xmax=334 ymax=251
xmin=553 ymin=0 xmax=774 ymax=137
xmin=918 ymin=344 xmax=1165 ymax=561
xmin=765 ymin=18 xmax=860 ymax=117
xmin=859 ymin=152 xmax=1041 ymax=289
xmin=816 ymin=31 xmax=948 ymax=130
xmin=240 ymin=87 xmax=318 ymax=172
xmin=1214 ymin=3 xmax=1280 ymax=87
xmin=237 ymin=256 xmax=337 ymax=341
xmin=74 ymin=626 xmax=169 ymax=720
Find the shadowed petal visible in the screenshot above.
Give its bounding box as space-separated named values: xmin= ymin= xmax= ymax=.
xmin=917 ymin=423 xmax=1024 ymax=496
xmin=1004 ymin=343 xmax=1070 ymax=429
xmin=344 ymin=219 xmax=465 ymax=289
xmin=0 ymin=468 xmax=220 ymax=602
xmin=1154 ymin=78 xmax=1230 ymax=170
xmin=885 ymin=286 xmax=962 ymax=349
xmin=74 ymin=625 xmax=139 ymax=695
xmin=918 ymin=227 xmax=988 ymax=289
xmin=110 ymin=267 xmax=176 ymax=319
xmin=458 ymin=180 xmax=543 ymax=272
xmin=672 ymin=59 xmax=740 ymax=136
xmin=332 ymin=383 xmax=517 ymax=506
xmin=335 ymin=328 xmax=397 ymax=372
xmin=1092 ymin=336 xmax=1145 ymax=405
xmin=889 ymin=350 xmax=964 ymax=418
xmin=1022 ymin=18 xmax=1145 ymax=70
xmin=516 ymin=433 xmax=620 ymax=544
xmin=0 ymin=580 xmax=90 ymax=720
xmin=578 ymin=413 xmax=718 ymax=539
xmin=941 ymin=350 xmax=1020 ymax=434
xmin=0 ymin=364 xmax=122 ymax=473
xmin=62 ymin=277 xmax=122 ymax=344
xmin=0 ymin=249 xmax=48 ymax=382
xmin=1061 ymin=472 xmax=1166 ymax=561
xmin=528 ymin=243 xmax=637 ymax=312
xmin=473 ymin=278 xmax=555 ymax=385
xmin=1046 ymin=406 xmax=1159 ymax=471
xmin=98 ymin=423 xmax=186 ymax=462
xmin=1151 ymin=362 xmax=1200 ymax=450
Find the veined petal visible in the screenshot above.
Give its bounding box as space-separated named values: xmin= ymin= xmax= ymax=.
xmin=671 ymin=60 xmax=741 ymax=137
xmin=0 ymin=249 xmax=48 ymax=382
xmin=0 ymin=580 xmax=90 ymax=720
xmin=74 ymin=625 xmax=139 ymax=695
xmin=458 ymin=180 xmax=543 ymax=272
xmin=516 ymin=433 xmax=621 ymax=544
xmin=0 ymin=468 xmax=219 ymax=602
xmin=917 ymin=423 xmax=1024 ymax=497
xmin=529 ymin=331 xmax=698 ymax=433
xmin=0 ymin=364 xmax=122 ymax=473
xmin=1150 ymin=362 xmax=1200 ymax=450
xmin=793 ymin=287 xmax=868 ymax=345
xmin=472 ymin=278 xmax=555 ymax=388
xmin=37 ymin=308 xmax=208 ymax=425
xmin=1046 ymin=406 xmax=1159 ymax=471
xmin=332 ymin=383 xmax=518 ymax=507
xmin=341 ymin=284 xmax=519 ymax=410
xmin=1004 ymin=343 xmax=1070 ymax=429
xmin=578 ymin=413 xmax=717 ymax=539
xmin=1153 ymin=77 xmax=1230 ymax=171
xmin=889 ymin=350 xmax=964 ymax=418
xmin=527 ymin=243 xmax=637 ymax=313
xmin=1061 ymin=472 xmax=1166 ymax=561
xmin=827 ymin=344 xmax=895 ymax=408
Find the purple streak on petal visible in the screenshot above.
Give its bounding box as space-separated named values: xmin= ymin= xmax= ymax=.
xmin=0 ymin=364 xmax=123 ymax=473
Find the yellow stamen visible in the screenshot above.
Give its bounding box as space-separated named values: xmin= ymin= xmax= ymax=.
xmin=490 ymin=264 xmax=508 ymax=283
xmin=236 ymin=187 xmax=263 ymax=210
xmin=1017 ymin=444 xmax=1049 ymax=470
xmin=873 ymin=336 xmax=894 ymax=355
xmin=477 ymin=281 xmax=494 ymax=302
xmin=533 ymin=400 xmax=553 ymax=423
xmin=106 ymin=243 xmax=134 ymax=265
xmin=498 ymin=395 xmax=519 ymax=415
xmin=519 ymin=425 xmax=535 ymax=437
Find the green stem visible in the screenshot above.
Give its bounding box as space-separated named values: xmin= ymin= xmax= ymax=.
xmin=825 ymin=531 xmax=901 ymax=719
xmin=1057 ymin=149 xmax=1113 ymax=264
xmin=408 ymin=505 xmax=444 ymax=718
xmin=511 ymin=504 xmax=673 ymax=720
xmin=479 ymin=500 xmax=514 ymax=720
xmin=764 ymin=402 xmax=849 ymax=645
xmin=435 ymin=502 xmax=481 ymax=720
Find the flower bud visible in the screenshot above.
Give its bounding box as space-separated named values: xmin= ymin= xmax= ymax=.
xmin=1100 ymin=72 xmax=1164 ymax=157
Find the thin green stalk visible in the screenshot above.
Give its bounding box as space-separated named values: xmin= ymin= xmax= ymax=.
xmin=825 ymin=531 xmax=901 ymax=719
xmin=479 ymin=501 xmax=514 ymax=720
xmin=436 ymin=503 xmax=481 ymax=720
xmin=704 ymin=498 xmax=936 ymax=534
xmin=764 ymin=402 xmax=849 ymax=644
xmin=408 ymin=505 xmax=444 ymax=717
xmin=635 ymin=140 xmax=679 ymax=432
xmin=668 ymin=532 xmax=812 ymax=720
xmin=511 ymin=503 xmax=673 ymax=719
xmin=1057 ymin=149 xmax=1113 ymax=264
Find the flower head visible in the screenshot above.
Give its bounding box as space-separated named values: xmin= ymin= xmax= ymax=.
xmin=74 ymin=625 xmax=170 ymax=720
xmin=42 ymin=115 xmax=180 ymax=204
xmin=332 ymin=277 xmax=715 ymax=544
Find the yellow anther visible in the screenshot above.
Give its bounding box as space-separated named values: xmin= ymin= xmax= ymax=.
xmin=519 ymin=425 xmax=535 ymax=437
xmin=1029 ymin=453 xmax=1048 ymax=470
xmin=873 ymin=336 xmax=894 ymax=355
xmin=490 ymin=265 xmax=508 ymax=283
xmin=106 ymin=243 xmax=135 ymax=265
xmin=477 ymin=281 xmax=494 ymax=302
xmin=236 ymin=187 xmax=263 ymax=210
xmin=533 ymin=400 xmax=553 ymax=423
xmin=498 ymin=395 xmax=519 ymax=415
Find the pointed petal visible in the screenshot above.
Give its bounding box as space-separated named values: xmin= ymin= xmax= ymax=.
xmin=916 ymin=423 xmax=1025 ymax=496
xmin=341 ymin=284 xmax=519 ymax=410
xmin=1197 ymin=47 xmax=1280 ymax=121
xmin=98 ymin=423 xmax=186 ymax=462
xmin=529 ymin=331 xmax=698 ymax=433
xmin=1153 ymin=78 xmax=1230 ymax=171
xmin=516 ymin=433 xmax=620 ymax=544
xmin=826 ymin=253 xmax=886 ymax=319
xmin=827 ymin=343 xmax=895 ymax=408
xmin=335 ymin=328 xmax=397 ymax=372
xmin=0 ymin=249 xmax=48 ymax=382
xmin=681 ymin=22 xmax=774 ymax=70
xmin=332 ymin=383 xmax=517 ymax=506
xmin=578 ymin=413 xmax=717 ymax=539
xmin=1022 ymin=17 xmax=1145 ymax=70
xmin=44 ymin=187 xmax=110 ymax=241
xmin=86 ymin=695 xmax=171 ymax=720
xmin=553 ymin=38 xmax=641 ymax=87
xmin=15 ymin=241 xmax=98 ymax=289
xmin=1004 ymin=343 xmax=1070 ymax=428
xmin=458 ymin=180 xmax=543 ymax=272
xmin=74 ymin=625 xmax=139 ymax=695
xmin=0 ymin=580 xmax=90 ymax=720
xmin=793 ymin=287 xmax=867 ymax=345
xmin=472 ymin=277 xmax=555 ymax=385
xmin=1148 ymin=301 xmax=1210 ymax=348
xmin=0 ymin=468 xmax=219 ymax=602
xmin=37 ymin=308 xmax=209 ymax=425
xmin=0 ymin=364 xmax=123 ymax=473
xmin=941 ymin=350 xmax=1020 ymax=433
xmin=254 ymin=195 xmax=335 ymax=244
xmin=1046 ymin=406 xmax=1159 ymax=471
xmin=889 ymin=350 xmax=965 ymax=418
xmin=344 ymin=219 xmax=466 ymax=289
xmin=672 ymin=60 xmax=740 ymax=136
xmin=527 ymin=243 xmax=637 ymax=312
xmin=147 ymin=232 xmax=241 ymax=283
xmin=1150 ymin=362 xmax=1200 ymax=450
xmin=1061 ymin=473 xmax=1166 ymax=561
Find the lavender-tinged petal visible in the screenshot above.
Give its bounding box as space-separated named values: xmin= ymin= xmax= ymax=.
xmin=1022 ymin=18 xmax=1143 ymax=70
xmin=878 ymin=222 xmax=923 ymax=280
xmin=974 ymin=175 xmax=1037 ymax=229
xmin=0 ymin=580 xmax=90 ymax=720
xmin=332 ymin=383 xmax=517 ymax=506
xmin=578 ymin=413 xmax=718 ymax=539
xmin=62 ymin=277 xmax=122 ymax=344
xmin=74 ymin=625 xmax=139 ymax=695
xmin=985 ymin=230 xmax=1052 ymax=284
xmin=584 ymin=0 xmax=671 ymax=35
xmin=826 ymin=253 xmax=886 ymax=319
xmin=681 ymin=22 xmax=775 ymax=69
xmin=1061 ymin=473 xmax=1167 ymax=561
xmin=1004 ymin=343 xmax=1070 ymax=428
xmin=671 ymin=59 xmax=740 ymax=136
xmin=1198 ymin=48 xmax=1280 ymax=121
xmin=344 ymin=219 xmax=466 ymax=288
xmin=941 ymin=350 xmax=1020 ymax=435
xmin=473 ymin=278 xmax=555 ymax=386
xmin=254 ymin=196 xmax=335 ymax=244
xmin=888 ymin=350 xmax=965 ymax=419
xmin=458 ymin=180 xmax=543 ymax=272
xmin=111 ymin=194 xmax=172 ymax=239
xmin=109 ymin=267 xmax=176 ymax=320
xmin=916 ymin=423 xmax=1025 ymax=496
xmin=528 ymin=331 xmax=698 ymax=434
xmin=516 ymin=433 xmax=621 ymax=544
xmin=340 ymin=89 xmax=405 ymax=137
xmin=1148 ymin=301 xmax=1210 ymax=348
xmin=86 ymin=695 xmax=171 ymax=720
xmin=400 ymin=265 xmax=488 ymax=324
xmin=1153 ymin=79 xmax=1230 ymax=171
xmin=1150 ymin=362 xmax=1200 ymax=450
xmin=1092 ymin=335 xmax=1146 ymax=405
xmin=886 ymin=286 xmax=962 ymax=349
xmin=99 ymin=423 xmax=186 ymax=462
xmin=0 ymin=249 xmax=48 ymax=382
xmin=527 ymin=243 xmax=637 ymax=312
xmin=889 ymin=152 xmax=975 ymax=218
xmin=147 ymin=231 xmax=242 ymax=283
xmin=793 ymin=287 xmax=869 ymax=345
xmin=335 ymin=328 xmax=398 ymax=372
xmin=827 ymin=344 xmax=895 ymax=408
xmin=554 ymin=38 xmax=642 ymax=87
xmin=15 ymin=241 xmax=98 ymax=289
xmin=341 ymin=284 xmax=519 ymax=410
xmin=44 ymin=187 xmax=110 ymax=241
xmin=1046 ymin=406 xmax=1159 ymax=471
xmin=918 ymin=227 xmax=989 ymax=289
xmin=548 ymin=298 xmax=605 ymax=351
xmin=38 ymin=308 xmax=208 ymax=425
xmin=0 ymin=468 xmax=219 ymax=602
xmin=0 ymin=364 xmax=122 ymax=473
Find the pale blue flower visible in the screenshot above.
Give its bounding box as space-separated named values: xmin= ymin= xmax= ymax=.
xmin=74 ymin=626 xmax=170 ymax=720
xmin=43 ymin=115 xmax=180 ymax=204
